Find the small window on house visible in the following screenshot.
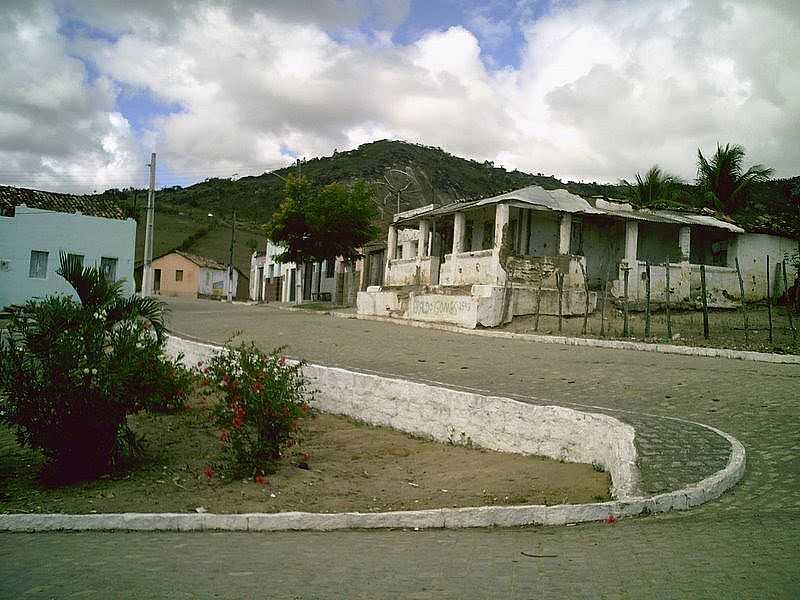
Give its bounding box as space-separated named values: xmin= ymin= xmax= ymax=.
xmin=67 ymin=253 xmax=84 ymax=268
xmin=325 ymin=260 xmax=335 ymax=278
xmin=175 ymin=269 xmax=184 ymax=282
xmin=396 ymin=246 xmax=403 ymax=259
xmin=101 ymin=257 xmax=117 ymax=281
xmin=29 ymin=250 xmax=48 ymax=279
xmin=570 ymin=218 xmax=584 ymax=255
xmin=268 ymin=264 xmax=274 ymax=279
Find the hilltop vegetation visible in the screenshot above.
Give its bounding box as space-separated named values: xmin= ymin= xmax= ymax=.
xmin=96 ymin=140 xmax=797 ymax=268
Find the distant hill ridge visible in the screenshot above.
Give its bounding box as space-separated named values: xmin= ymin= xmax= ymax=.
xmin=97 ymin=139 xmax=797 ymax=236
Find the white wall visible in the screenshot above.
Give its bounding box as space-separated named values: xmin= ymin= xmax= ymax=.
xmin=0 ymin=205 xmax=136 ymax=309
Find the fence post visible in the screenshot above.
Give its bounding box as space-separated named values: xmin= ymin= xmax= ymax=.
xmin=700 ymin=264 xmax=710 ymax=340
xmin=533 ymin=274 xmax=544 ymax=332
xmin=766 ymin=255 xmax=773 ymax=344
xmin=735 ymin=257 xmax=748 ymax=345
xmin=664 ymin=258 xmax=672 ymax=339
xmin=783 ymin=260 xmax=797 ymax=341
xmin=622 ymin=267 xmax=630 ymax=337
xmin=556 ymin=270 xmax=564 ymax=334
xmin=644 ymin=262 xmax=652 ymax=338
xmin=579 ymin=260 xmax=589 ymax=335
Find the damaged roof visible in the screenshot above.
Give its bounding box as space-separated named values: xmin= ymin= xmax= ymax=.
xmin=396 ymin=185 xmax=744 ymax=233
xmin=0 ymin=185 xmax=125 ymax=220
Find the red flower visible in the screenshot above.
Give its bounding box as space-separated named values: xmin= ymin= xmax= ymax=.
xmin=606 ymin=515 xmax=618 ymax=525
xmin=252 ymin=382 xmax=262 ymax=393
xmin=218 ymin=430 xmax=230 ymax=443
xmin=277 ymin=356 xmax=286 ymax=367
xmin=302 ymin=452 xmax=311 ymax=462
xmin=232 ymin=404 xmax=246 ymax=428
xmin=254 ymin=474 xmax=267 ymax=485
xmin=203 ymin=467 xmax=215 ymax=480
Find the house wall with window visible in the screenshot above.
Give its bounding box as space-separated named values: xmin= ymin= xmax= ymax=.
xmin=0 ymin=205 xmax=135 ymax=309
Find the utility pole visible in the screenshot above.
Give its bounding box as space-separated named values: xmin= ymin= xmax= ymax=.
xmin=142 ymin=153 xmax=156 ymax=296
xmin=227 ymin=210 xmax=236 ymax=302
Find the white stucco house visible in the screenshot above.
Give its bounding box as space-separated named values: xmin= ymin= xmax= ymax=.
xmin=0 ymin=186 xmax=136 ymax=309
xmin=249 ymin=240 xmax=357 ymax=304
xmin=357 ymin=185 xmax=798 ymax=328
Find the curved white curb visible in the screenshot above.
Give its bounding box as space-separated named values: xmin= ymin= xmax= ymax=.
xmin=0 ymin=335 xmax=746 ymax=532
xmin=333 ymin=311 xmax=800 ymax=364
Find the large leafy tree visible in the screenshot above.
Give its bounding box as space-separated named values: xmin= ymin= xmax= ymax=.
xmin=622 ymin=165 xmax=683 ymax=207
xmin=696 ymin=143 xmax=774 ymax=214
xmin=264 ymin=175 xmax=379 ymax=267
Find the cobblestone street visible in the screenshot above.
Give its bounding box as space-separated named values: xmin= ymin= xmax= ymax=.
xmin=2 ymin=297 xmax=799 ymax=599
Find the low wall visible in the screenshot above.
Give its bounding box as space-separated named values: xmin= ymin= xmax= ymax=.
xmin=164 ymin=334 xmax=638 ymax=500
xmin=0 ymin=335 xmax=746 ymax=531
xmin=439 ymin=250 xmax=497 ymax=287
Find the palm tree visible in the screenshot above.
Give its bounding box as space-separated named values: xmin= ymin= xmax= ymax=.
xmin=696 ymin=143 xmax=774 ymax=214
xmin=56 ymin=252 xmax=166 ymax=341
xmin=622 ymin=165 xmax=682 ymax=207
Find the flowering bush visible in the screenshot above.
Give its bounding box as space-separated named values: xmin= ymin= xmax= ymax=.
xmin=200 ymin=342 xmax=312 ymax=478
xmin=0 ymin=254 xmax=181 ymax=483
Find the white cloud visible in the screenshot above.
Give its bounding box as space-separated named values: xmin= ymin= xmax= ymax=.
xmin=1 ymin=0 xmax=799 ymax=194
xmin=0 ymin=2 xmax=144 ymax=192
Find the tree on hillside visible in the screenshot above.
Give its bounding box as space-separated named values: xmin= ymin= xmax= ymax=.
xmin=696 ymin=143 xmax=774 ymax=214
xmin=264 ymin=176 xmax=379 ymax=294
xmin=621 ymin=165 xmax=683 ymax=207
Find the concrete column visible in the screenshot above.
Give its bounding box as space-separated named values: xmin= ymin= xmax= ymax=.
xmin=387 ymin=225 xmax=398 ymax=260
xmin=679 ymin=226 xmax=691 ymax=261
xmin=452 ymin=212 xmax=466 ymax=254
xmin=625 ymin=220 xmax=639 ymax=264
xmin=494 ymin=203 xmax=510 ymax=251
xmin=559 ymin=213 xmax=572 ymax=255
xmin=418 ymin=220 xmax=430 ymax=257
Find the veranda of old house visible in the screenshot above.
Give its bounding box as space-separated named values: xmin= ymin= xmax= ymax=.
xmin=359 ymin=185 xmax=795 ymax=328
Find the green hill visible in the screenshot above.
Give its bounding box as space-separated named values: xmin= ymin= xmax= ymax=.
xmin=99 ymin=140 xmax=797 ymax=267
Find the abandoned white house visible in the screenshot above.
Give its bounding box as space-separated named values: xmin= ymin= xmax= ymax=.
xmin=357 ymin=185 xmax=798 ymax=329
xmin=249 ymin=240 xmax=360 ymax=304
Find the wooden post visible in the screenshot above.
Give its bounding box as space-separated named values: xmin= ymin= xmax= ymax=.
xmin=664 ymin=258 xmax=672 ymax=339
xmin=556 ymin=271 xmax=564 ymax=333
xmin=600 ymin=270 xmax=610 ymax=338
xmin=533 ymin=273 xmax=544 ymax=332
xmin=644 ymin=262 xmax=652 ymax=338
xmin=579 ymin=260 xmax=589 ymax=335
xmin=734 ymin=257 xmax=749 ymax=345
xmin=700 ymin=264 xmax=709 ymax=340
xmin=622 ymin=267 xmax=630 ymax=337
xmin=783 ymin=260 xmax=797 ymax=341
xmin=766 ymin=255 xmax=773 ymax=344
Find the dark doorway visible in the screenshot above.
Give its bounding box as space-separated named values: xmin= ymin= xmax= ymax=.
xmin=154 ymin=269 xmax=161 ymax=293
xmin=257 ymin=267 xmax=264 ymax=302
xmin=289 ymin=269 xmax=296 ymax=302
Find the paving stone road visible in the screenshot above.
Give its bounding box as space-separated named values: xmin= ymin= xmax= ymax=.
xmin=2 ymin=298 xmax=799 ymax=599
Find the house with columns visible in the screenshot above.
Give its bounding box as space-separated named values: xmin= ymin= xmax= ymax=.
xmin=357 ymin=185 xmax=797 ymax=329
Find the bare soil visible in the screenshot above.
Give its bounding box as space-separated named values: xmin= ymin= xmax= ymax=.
xmin=502 ymin=305 xmax=799 ymax=354
xmin=0 ymin=396 xmax=609 ymax=515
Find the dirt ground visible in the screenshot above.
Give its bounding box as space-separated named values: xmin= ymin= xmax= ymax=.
xmin=502 ymin=305 xmax=799 ymax=354
xmin=0 ymin=397 xmax=610 ymax=515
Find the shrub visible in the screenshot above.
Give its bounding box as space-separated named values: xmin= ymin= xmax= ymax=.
xmin=200 ymin=342 xmax=312 ymax=478
xmin=0 ymin=254 xmax=176 ymax=483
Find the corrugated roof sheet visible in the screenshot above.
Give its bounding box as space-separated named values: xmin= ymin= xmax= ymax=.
xmin=593 ymin=199 xmax=744 ymax=232
xmin=0 ymin=185 xmax=125 ymax=220
xmin=396 ymin=185 xmax=743 ymax=232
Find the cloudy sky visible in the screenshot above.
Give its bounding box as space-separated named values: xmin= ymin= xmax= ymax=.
xmin=1 ymin=0 xmax=798 ymax=193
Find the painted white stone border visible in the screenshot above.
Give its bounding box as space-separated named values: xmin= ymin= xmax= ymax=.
xmin=0 ymin=335 xmax=746 ymax=532
xmin=330 ymin=311 xmax=800 ymax=365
